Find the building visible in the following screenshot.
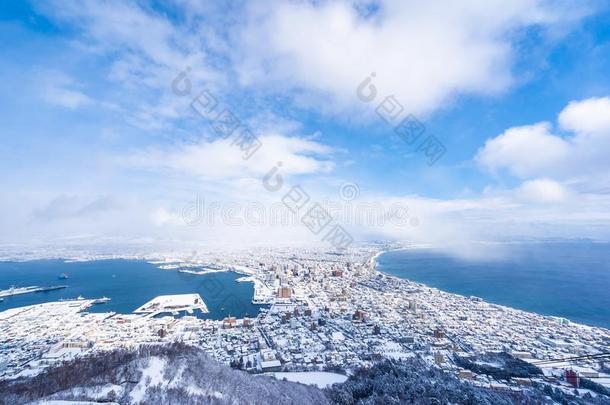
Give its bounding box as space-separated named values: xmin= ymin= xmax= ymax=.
xmin=565 ymin=369 xmax=580 ymax=388
xmin=278 ymin=287 xmax=292 ymax=299
xmin=259 ymin=350 xmax=282 ymax=372
xmin=353 ymin=309 xmax=366 ymax=322
xmin=223 ymin=316 xmax=237 ymax=329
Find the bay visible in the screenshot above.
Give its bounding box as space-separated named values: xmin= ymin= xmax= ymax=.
xmin=0 ymin=259 xmax=263 ymax=320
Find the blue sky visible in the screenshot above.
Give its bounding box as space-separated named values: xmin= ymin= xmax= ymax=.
xmin=2 ymin=1 xmax=610 ymax=253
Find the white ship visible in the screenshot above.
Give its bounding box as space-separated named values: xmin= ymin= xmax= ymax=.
xmin=91 ymin=296 xmax=111 ymax=305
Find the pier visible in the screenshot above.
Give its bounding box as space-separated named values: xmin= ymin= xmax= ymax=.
xmin=133 ymin=294 xmax=209 ymax=317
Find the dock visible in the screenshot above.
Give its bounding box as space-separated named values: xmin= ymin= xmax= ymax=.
xmin=133 ymin=294 xmax=209 ymax=317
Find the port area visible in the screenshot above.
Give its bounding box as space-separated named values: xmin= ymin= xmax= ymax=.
xmin=0 ymin=285 xmax=67 ymax=298
xmin=133 ymin=294 xmax=208 ymax=317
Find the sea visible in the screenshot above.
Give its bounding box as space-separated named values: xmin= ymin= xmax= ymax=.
xmin=0 ymin=259 xmax=264 ymax=320
xmin=377 ymin=242 xmax=610 ymax=329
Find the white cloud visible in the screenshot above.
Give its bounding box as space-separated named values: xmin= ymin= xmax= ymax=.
xmin=38 ymin=70 xmax=94 ymax=109
xmin=33 ymin=0 xmax=594 ymax=126
xmin=559 ymin=97 xmax=610 ymax=135
xmin=514 ymin=178 xmax=571 ymax=203
xmin=476 ymin=96 xmax=610 ymax=191
xmin=475 ymin=122 xmax=570 ymax=177
xmin=359 ymin=190 xmax=610 ymax=251
xmin=7 ymin=1 xmax=609 ymax=255
xmin=234 ymin=0 xmax=591 ymax=116
xmin=43 ymin=87 xmax=93 ymax=109
xmin=126 ymin=133 xmax=334 ymax=181
xmin=35 ymin=0 xmax=224 ymax=129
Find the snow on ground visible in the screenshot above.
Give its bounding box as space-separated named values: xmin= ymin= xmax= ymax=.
xmin=269 ymin=371 xmax=347 ymax=388
xmin=129 ymin=356 xmax=166 ymax=404
xmin=0 ymin=306 xmax=29 ymax=320
xmin=134 ymin=294 xmax=208 ymax=315
xmin=31 ymin=401 xmax=120 ymax=405
xmin=81 ymin=383 xmax=123 ymax=401
xmin=49 ymin=383 xmax=124 ymax=403
xmin=377 ymin=341 xmax=414 ymax=360
xmin=178 ymin=269 xmax=225 ymax=275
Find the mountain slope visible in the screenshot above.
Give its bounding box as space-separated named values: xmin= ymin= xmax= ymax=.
xmin=0 ymin=343 xmax=329 ymax=405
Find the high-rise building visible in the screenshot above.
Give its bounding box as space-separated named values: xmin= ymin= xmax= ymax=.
xmin=278 ymin=286 xmax=292 ymax=299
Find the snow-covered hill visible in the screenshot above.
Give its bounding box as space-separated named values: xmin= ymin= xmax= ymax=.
xmin=0 ymin=344 xmax=329 ymax=405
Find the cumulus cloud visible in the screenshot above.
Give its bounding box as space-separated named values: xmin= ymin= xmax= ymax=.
xmin=33 ymin=0 xmax=594 ymax=127
xmin=514 ymin=178 xmax=571 ymax=203
xmin=6 ymin=1 xmax=608 ymax=255
xmin=476 ymin=123 xmax=570 ymax=177
xmin=126 ymin=133 xmax=334 ymax=181
xmin=233 ymin=0 xmax=591 ymax=116
xmin=559 ymin=97 xmax=610 ymax=135
xmin=476 ymin=96 xmax=610 ymax=191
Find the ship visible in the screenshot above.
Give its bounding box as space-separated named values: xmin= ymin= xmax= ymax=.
xmin=91 ymin=296 xmax=111 ymax=305
xmin=58 ymin=273 xmax=69 ymax=280
xmin=61 ymin=295 xmax=84 ymax=301
xmin=36 ymin=285 xmax=68 ymax=293
xmin=0 ymin=286 xmax=40 ymax=298
xmin=0 ymin=285 xmax=67 ymax=298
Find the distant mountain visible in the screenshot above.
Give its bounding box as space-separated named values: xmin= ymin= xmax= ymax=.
xmin=0 ymin=343 xmax=328 ymax=405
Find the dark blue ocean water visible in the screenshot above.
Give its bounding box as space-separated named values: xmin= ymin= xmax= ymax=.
xmin=377 ymin=242 xmax=610 ymax=329
xmin=0 ymin=259 xmax=263 ymax=320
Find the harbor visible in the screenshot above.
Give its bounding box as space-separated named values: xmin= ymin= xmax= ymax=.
xmin=0 ymin=259 xmax=260 ymax=319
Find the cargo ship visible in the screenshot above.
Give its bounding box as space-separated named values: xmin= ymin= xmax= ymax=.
xmin=0 ymin=285 xmax=67 ymax=298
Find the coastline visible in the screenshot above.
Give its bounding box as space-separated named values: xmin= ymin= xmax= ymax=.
xmin=373 ymin=246 xmax=610 ymax=331
xmin=2 ymin=247 xmax=609 ymax=331
xmin=2 ymin=247 xmax=610 ymax=394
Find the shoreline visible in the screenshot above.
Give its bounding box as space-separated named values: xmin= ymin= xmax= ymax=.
xmin=373 ymin=247 xmax=610 ymax=331
xmin=2 ymin=249 xmax=608 ymax=331
xmin=2 ymin=248 xmax=610 ymax=392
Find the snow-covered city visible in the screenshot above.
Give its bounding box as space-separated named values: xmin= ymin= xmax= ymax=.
xmin=1 ymin=245 xmax=609 ymax=403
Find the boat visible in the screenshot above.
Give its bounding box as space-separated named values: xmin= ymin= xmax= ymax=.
xmin=58 ymin=273 xmax=69 ymax=280
xmin=252 ymin=297 xmax=274 ymax=304
xmin=91 ymin=296 xmax=111 ymax=305
xmin=0 ymin=285 xmax=67 ymax=298
xmin=0 ymin=286 xmax=39 ymax=298
xmin=36 ymin=285 xmax=68 ymax=293
xmin=58 ymin=295 xmax=84 ymax=302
